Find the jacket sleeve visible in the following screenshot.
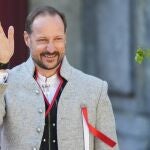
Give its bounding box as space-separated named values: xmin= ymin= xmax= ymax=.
xmin=0 ymin=83 xmax=7 ymax=125
xmin=95 ymin=81 xmax=119 ymax=150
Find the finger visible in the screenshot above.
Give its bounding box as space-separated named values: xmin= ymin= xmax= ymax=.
xmin=8 ymin=26 xmax=14 ymax=52
xmin=0 ymin=22 xmax=7 ymax=38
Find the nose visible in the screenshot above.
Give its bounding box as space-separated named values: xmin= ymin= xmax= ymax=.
xmin=46 ymin=42 xmax=55 ymax=53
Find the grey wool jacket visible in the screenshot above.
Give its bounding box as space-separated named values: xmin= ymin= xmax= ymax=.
xmin=0 ymin=56 xmax=119 ymax=150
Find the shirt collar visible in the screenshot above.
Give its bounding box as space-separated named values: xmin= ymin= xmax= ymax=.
xmin=37 ymin=72 xmax=59 ymax=87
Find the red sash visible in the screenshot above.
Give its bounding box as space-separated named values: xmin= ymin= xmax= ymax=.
xmin=82 ymin=107 xmax=117 ymax=148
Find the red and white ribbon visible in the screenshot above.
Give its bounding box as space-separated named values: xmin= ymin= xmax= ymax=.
xmin=82 ymin=107 xmax=116 ymax=149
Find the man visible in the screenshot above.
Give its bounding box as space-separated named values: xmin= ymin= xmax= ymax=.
xmin=0 ymin=6 xmax=119 ymax=150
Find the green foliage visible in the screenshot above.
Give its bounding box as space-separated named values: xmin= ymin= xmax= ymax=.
xmin=135 ymin=48 xmax=150 ymax=64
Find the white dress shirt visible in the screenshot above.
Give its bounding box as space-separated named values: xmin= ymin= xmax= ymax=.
xmin=36 ymin=72 xmax=60 ymax=104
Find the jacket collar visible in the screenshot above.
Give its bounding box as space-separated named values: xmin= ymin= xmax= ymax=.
xmin=24 ymin=56 xmax=73 ymax=81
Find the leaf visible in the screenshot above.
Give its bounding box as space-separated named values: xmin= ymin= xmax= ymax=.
xmin=135 ymin=48 xmax=144 ymax=64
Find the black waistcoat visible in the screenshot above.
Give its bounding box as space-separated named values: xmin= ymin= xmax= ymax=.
xmin=39 ymin=79 xmax=67 ymax=150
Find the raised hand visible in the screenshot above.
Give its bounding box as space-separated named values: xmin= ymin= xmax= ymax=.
xmin=0 ymin=22 xmax=14 ymax=63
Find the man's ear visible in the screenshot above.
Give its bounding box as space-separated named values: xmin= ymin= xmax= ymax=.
xmin=24 ymin=31 xmax=30 ymax=47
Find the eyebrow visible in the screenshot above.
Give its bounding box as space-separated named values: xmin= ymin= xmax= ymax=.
xmin=35 ymin=34 xmax=65 ymax=38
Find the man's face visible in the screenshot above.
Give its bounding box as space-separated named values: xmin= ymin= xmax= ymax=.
xmin=24 ymin=14 xmax=66 ymax=70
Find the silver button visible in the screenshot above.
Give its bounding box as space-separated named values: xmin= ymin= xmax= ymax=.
xmin=52 ymin=123 xmax=56 ymax=127
xmin=35 ymin=90 xmax=39 ymax=94
xmin=36 ymin=128 xmax=41 ymax=133
xmin=43 ymin=138 xmax=46 ymax=142
xmin=53 ymin=139 xmax=56 ymax=143
xmin=32 ymin=147 xmax=37 ymax=150
xmin=38 ymin=108 xmax=43 ymax=113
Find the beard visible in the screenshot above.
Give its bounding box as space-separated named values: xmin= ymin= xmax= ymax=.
xmin=32 ymin=51 xmax=64 ymax=70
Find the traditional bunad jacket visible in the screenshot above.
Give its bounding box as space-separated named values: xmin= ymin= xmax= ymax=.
xmin=0 ymin=56 xmax=119 ymax=150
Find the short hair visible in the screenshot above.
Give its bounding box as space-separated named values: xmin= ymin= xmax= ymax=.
xmin=25 ymin=5 xmax=67 ymax=34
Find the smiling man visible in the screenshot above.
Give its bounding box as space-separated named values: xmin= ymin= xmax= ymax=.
xmin=24 ymin=7 xmax=66 ymax=77
xmin=0 ymin=6 xmax=119 ymax=150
